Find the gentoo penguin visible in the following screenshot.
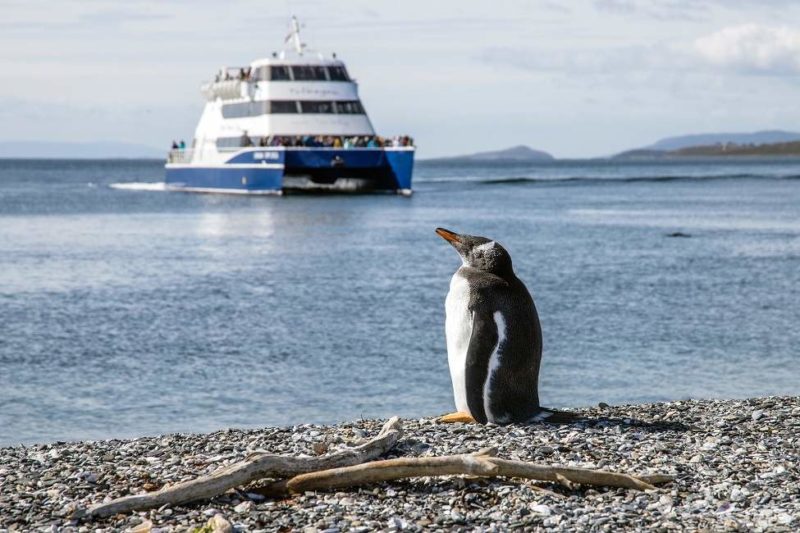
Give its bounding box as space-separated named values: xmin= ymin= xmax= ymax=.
xmin=436 ymin=227 xmax=573 ymax=424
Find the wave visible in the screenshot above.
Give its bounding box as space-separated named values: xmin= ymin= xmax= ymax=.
xmin=456 ymin=173 xmax=800 ymax=186
xmin=109 ymin=182 xmax=168 ymax=192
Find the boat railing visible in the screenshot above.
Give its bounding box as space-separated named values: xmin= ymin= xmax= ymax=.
xmin=167 ymin=149 xmax=193 ymax=164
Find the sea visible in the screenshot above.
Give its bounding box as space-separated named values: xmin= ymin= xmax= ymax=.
xmin=1 ymin=157 xmax=799 ymax=446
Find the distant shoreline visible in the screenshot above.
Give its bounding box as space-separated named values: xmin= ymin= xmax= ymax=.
xmin=419 ymin=154 xmax=800 ymax=163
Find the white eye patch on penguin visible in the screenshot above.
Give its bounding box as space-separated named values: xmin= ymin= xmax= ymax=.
xmin=435 ymin=228 xmax=513 ymax=275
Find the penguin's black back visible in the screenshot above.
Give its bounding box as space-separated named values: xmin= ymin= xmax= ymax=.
xmin=460 ymin=267 xmax=543 ymax=424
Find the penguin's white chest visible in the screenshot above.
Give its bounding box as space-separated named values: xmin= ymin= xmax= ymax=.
xmin=445 ymin=272 xmax=473 ymax=413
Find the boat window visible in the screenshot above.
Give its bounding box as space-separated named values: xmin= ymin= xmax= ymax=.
xmin=252 ymin=66 xmax=268 ymax=81
xmin=292 ymin=65 xmax=328 ymax=81
xmin=270 ymin=100 xmax=299 ymax=113
xmin=271 ymin=65 xmax=291 ymax=81
xmin=299 ymin=101 xmax=334 ymax=114
xmin=221 ymin=100 xmax=363 ymax=117
xmin=335 ymin=101 xmax=364 ymax=114
xmin=216 ymin=137 xmax=246 ymax=149
xmin=221 ymin=101 xmax=270 ymax=119
xmin=327 ymin=66 xmax=349 ymax=81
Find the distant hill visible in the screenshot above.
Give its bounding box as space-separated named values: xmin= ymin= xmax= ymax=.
xmin=426 ymin=145 xmax=554 ymax=162
xmin=0 ymin=141 xmax=164 ymax=159
xmin=672 ymin=140 xmax=800 ymax=157
xmin=615 ymin=130 xmax=800 ymax=159
xmin=646 ymin=130 xmax=800 ymax=151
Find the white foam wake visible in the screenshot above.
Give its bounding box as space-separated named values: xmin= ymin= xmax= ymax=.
xmin=109 ymin=182 xmax=168 ymax=192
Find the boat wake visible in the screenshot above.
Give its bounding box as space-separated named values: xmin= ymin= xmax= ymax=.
xmin=109 ymin=182 xmax=168 ymax=192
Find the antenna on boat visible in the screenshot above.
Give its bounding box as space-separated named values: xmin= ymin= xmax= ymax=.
xmin=285 ymin=15 xmax=305 ymax=55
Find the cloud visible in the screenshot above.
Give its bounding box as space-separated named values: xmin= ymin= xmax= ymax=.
xmin=478 ymin=42 xmax=689 ymax=77
xmin=593 ymin=0 xmax=710 ymax=20
xmin=694 ymin=24 xmax=800 ymax=75
xmin=594 ymin=0 xmax=800 ymax=21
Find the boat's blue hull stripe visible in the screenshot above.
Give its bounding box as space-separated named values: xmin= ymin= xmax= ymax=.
xmin=165 ymin=148 xmax=414 ymax=192
xmin=165 ymin=166 xmax=285 ymax=191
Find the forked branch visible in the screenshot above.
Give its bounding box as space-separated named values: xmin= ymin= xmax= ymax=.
xmin=87 ymin=417 xmax=403 ymax=518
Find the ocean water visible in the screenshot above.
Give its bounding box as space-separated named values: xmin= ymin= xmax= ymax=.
xmin=1 ymin=158 xmax=799 ymax=446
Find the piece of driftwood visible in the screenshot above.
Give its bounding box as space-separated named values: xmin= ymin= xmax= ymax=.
xmin=254 ymin=447 xmax=497 ymax=497
xmin=286 ymin=449 xmax=674 ymax=493
xmin=86 ymin=417 xmax=403 ymax=518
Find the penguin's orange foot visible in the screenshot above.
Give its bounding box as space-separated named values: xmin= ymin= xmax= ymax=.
xmin=437 ymin=411 xmax=476 ymax=424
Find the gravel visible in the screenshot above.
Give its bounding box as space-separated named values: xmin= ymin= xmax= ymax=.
xmin=1 ymin=396 xmax=798 ymax=532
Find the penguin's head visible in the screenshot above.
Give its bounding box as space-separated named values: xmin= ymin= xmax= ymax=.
xmin=435 ymin=228 xmax=513 ymax=275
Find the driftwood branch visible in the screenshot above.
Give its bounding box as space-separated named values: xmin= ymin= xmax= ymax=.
xmin=86 ymin=416 xmax=676 ymax=520
xmin=87 ymin=417 xmax=403 ymax=518
xmin=285 ymin=451 xmax=674 ymax=494
xmin=254 ymin=447 xmax=498 ymax=498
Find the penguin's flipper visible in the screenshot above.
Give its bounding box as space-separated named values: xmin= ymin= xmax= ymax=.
xmin=437 ymin=411 xmax=476 ymax=424
xmin=464 ymin=309 xmax=500 ymax=425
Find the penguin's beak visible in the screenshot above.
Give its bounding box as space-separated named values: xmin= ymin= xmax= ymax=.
xmin=435 ymin=228 xmax=461 ymax=244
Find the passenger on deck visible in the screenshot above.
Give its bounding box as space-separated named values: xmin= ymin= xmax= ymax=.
xmin=179 ymin=140 xmax=186 ymax=150
xmin=343 ymin=137 xmax=353 ymax=149
xmin=171 ymin=140 xmax=178 ymax=150
xmin=367 ymin=137 xmax=378 ymax=148
xmin=333 ymin=137 xmax=343 ymax=148
xmin=241 ymin=132 xmax=253 ymax=147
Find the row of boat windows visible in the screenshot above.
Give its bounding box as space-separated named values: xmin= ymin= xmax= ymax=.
xmin=255 ymin=65 xmax=350 ymax=82
xmin=221 ymin=100 xmax=365 ymax=118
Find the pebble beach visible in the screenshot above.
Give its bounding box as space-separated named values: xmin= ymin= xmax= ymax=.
xmin=2 ymin=396 xmax=798 ymax=532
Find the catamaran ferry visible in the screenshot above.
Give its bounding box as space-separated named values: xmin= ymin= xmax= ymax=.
xmin=165 ymin=18 xmax=414 ymax=195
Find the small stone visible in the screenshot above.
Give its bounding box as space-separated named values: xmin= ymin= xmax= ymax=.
xmin=729 ymin=488 xmax=746 ymax=502
xmin=234 ymin=500 xmax=253 ymax=513
xmin=752 ymin=410 xmax=764 ymax=421
xmin=311 ymin=442 xmax=329 ymax=455
xmin=130 ymin=520 xmax=153 ymax=533
xmin=716 ymin=502 xmax=734 ymax=514
xmin=387 ymin=516 xmax=407 ymax=529
xmin=207 ymin=514 xmax=233 ymax=533
xmin=531 ymin=504 xmax=551 ymax=515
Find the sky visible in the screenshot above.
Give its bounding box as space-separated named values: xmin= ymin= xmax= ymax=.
xmin=1 ymin=0 xmax=800 ymax=158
